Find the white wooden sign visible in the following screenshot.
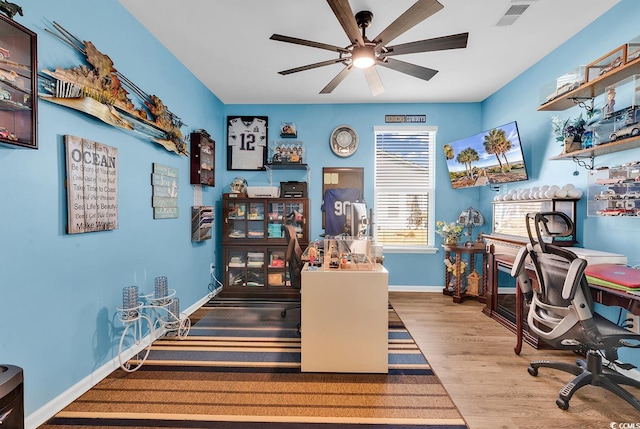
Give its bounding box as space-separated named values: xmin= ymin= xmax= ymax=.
xmin=152 ymin=163 xmax=179 ymax=219
xmin=65 ymin=135 xmax=119 ymax=234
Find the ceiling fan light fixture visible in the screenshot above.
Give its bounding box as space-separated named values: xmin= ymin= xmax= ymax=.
xmin=352 ymin=46 xmax=375 ymax=69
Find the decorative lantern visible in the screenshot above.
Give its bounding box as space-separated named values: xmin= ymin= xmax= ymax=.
xmin=467 ymin=270 xmax=481 ymax=296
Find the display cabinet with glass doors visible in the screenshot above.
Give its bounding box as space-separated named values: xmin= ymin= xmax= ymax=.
xmin=221 ymin=194 xmax=308 ymax=298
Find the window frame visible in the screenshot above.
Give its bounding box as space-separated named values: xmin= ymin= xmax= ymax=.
xmin=373 ymin=125 xmax=437 ymax=253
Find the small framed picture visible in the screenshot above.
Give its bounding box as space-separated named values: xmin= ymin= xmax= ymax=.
xmin=227 ymin=116 xmax=268 ymax=171
xmin=280 ymin=122 xmax=297 ymax=138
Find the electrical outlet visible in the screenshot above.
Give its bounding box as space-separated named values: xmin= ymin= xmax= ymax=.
xmin=626 ymin=311 xmax=640 ymax=334
xmin=210 ymin=263 xmax=215 ymax=275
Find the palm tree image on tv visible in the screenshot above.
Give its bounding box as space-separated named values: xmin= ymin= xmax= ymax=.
xmin=444 ymin=122 xmax=528 ymax=189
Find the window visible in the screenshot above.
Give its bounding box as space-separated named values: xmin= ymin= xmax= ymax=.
xmin=374 ymin=126 xmax=436 ymax=250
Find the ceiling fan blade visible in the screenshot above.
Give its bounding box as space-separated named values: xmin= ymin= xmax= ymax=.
xmin=378 ymin=58 xmax=438 ymax=81
xmin=326 ymin=0 xmax=365 ymax=46
xmin=384 ymin=33 xmax=469 ymax=56
xmin=364 ymin=67 xmax=385 ymax=96
xmin=278 ymin=58 xmax=346 ymax=75
xmin=320 ymin=65 xmax=353 ymax=94
xmin=270 ymin=34 xmax=348 ymax=53
xmin=373 ymin=0 xmax=444 ymax=46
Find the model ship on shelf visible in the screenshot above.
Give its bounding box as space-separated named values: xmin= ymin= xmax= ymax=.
xmin=38 ymin=21 xmax=188 ymax=156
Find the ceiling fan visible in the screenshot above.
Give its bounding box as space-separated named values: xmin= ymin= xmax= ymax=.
xmin=270 ymin=0 xmax=469 ymax=96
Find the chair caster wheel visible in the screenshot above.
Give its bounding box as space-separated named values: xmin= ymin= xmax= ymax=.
xmin=556 ymin=398 xmax=569 ymax=410
xmin=281 ymin=310 xmax=286 ymax=318
xmin=527 ymin=366 xmax=538 ymax=376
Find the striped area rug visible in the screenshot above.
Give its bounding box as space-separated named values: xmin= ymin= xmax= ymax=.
xmin=42 ymin=299 xmax=468 ymax=429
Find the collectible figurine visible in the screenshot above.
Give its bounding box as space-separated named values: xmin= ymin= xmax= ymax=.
xmin=272 ymin=147 xmax=282 ymax=163
xmin=604 ymin=88 xmax=616 ymax=118
xmin=308 ymin=246 xmax=318 ymax=267
xmin=0 ymin=1 xmax=22 ymax=19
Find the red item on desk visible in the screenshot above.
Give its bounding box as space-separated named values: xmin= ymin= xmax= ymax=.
xmin=585 ymin=264 xmax=640 ymax=289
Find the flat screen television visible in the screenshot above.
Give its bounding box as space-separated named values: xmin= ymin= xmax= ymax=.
xmin=443 ymin=121 xmax=529 ymax=189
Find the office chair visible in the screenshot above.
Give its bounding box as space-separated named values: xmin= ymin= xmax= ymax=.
xmin=511 ymin=211 xmax=640 ymax=411
xmin=280 ymin=223 xmax=303 ymax=328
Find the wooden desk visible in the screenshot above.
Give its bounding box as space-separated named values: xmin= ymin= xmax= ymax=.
xmin=300 ymin=264 xmax=389 ymax=373
xmin=442 ymin=243 xmax=487 ymax=304
xmin=588 ymin=284 xmax=640 ymax=315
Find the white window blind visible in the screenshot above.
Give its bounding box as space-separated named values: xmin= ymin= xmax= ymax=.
xmin=374 ymin=126 xmax=436 ymax=249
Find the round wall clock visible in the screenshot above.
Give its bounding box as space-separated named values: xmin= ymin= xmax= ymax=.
xmin=330 ymin=125 xmax=359 ymax=157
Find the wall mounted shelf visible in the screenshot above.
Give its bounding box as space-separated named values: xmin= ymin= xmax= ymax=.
xmin=549 ymin=135 xmax=640 ymax=170
xmin=543 ymin=50 xmax=640 ymax=170
xmin=265 ymin=163 xmax=309 ymax=186
xmin=538 ymin=55 xmax=640 ymax=111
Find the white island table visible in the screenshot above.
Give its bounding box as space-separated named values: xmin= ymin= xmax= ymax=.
xmin=300 ymin=264 xmax=389 ymax=373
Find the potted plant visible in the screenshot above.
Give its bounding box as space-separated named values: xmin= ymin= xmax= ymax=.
xmin=551 ymin=114 xmax=586 ymax=153
xmin=436 ymin=220 xmax=464 ymax=246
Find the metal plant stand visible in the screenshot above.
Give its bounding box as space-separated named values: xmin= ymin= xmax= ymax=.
xmin=116 ymin=289 xmax=191 ymax=372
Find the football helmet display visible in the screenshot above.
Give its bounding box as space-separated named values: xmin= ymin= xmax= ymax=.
xmin=230 ymin=176 xmax=248 ymax=194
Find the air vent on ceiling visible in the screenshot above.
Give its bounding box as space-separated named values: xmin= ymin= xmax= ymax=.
xmin=495 ymin=1 xmax=535 ymax=27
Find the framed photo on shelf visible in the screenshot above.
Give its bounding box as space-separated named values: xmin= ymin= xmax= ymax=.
xmin=0 ymin=14 xmax=37 ymax=149
xmin=227 ymin=115 xmax=268 ymax=171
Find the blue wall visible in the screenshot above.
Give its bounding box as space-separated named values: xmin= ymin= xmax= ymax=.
xmin=480 ymin=1 xmax=640 ymax=365
xmin=2 ymin=0 xmax=639 ymax=424
xmin=221 ymin=103 xmax=482 ymax=287
xmin=0 ymin=0 xmax=224 ymax=421
xmin=480 ymin=1 xmax=640 ymax=262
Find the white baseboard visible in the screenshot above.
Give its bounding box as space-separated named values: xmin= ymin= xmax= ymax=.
xmin=25 ymin=292 xmax=212 ymax=429
xmin=388 ymin=285 xmax=442 ymax=292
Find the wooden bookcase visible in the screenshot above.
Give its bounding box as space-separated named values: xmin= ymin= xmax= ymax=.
xmin=220 ymin=194 xmax=309 ymax=298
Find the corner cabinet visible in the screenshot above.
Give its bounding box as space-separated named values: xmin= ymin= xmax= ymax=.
xmin=220 ymin=194 xmax=309 ymax=299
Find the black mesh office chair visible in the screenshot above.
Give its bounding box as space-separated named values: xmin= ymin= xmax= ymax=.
xmin=280 ymin=223 xmax=303 ymax=323
xmin=511 ymin=211 xmax=640 ymax=411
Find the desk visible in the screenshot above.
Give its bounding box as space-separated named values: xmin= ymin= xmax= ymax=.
xmin=483 ymin=233 xmax=630 ymax=354
xmin=443 ymin=243 xmax=487 ymax=304
xmin=300 ymin=264 xmax=388 ymax=373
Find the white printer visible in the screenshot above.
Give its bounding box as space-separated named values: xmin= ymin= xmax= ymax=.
xmin=247 ymin=186 xmax=280 ymax=198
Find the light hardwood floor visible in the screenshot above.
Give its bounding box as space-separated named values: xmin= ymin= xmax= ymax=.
xmin=389 ymin=292 xmax=640 ymax=429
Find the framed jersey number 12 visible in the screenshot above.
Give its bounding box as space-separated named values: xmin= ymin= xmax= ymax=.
xmin=227 ymin=115 xmax=268 ymax=171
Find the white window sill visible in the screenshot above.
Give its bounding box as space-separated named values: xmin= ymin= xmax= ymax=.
xmin=382 ymin=246 xmax=438 ymax=254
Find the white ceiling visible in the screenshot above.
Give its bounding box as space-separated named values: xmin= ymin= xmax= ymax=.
xmin=119 ymin=0 xmax=620 ymax=105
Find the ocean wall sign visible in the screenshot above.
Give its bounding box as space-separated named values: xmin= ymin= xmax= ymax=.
xmin=64 ymin=135 xmax=118 ymax=234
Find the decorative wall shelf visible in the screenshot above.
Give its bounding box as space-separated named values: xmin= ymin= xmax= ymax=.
xmin=0 ymin=15 xmax=37 ymax=149
xmin=190 ymin=130 xmax=214 ymax=186
xmin=543 ymin=48 xmax=640 ymax=169
xmin=265 ymin=163 xmax=309 ymax=186
xmin=538 ymin=55 xmax=640 ymax=112
xmin=550 ymin=135 xmax=640 ymax=159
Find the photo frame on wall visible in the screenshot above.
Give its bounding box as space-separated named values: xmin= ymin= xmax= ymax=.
xmin=227 ymin=115 xmax=268 ymax=171
xmin=280 ymin=122 xmax=297 ymax=138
